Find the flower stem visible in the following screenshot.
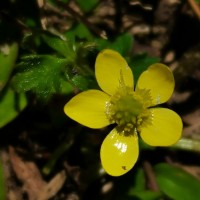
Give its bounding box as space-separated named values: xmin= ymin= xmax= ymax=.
xmin=173 ymin=138 xmax=200 ymax=152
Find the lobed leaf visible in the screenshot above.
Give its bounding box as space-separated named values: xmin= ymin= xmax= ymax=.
xmin=12 ymin=55 xmax=69 ymax=99
xmin=42 ymin=33 xmax=75 ymax=59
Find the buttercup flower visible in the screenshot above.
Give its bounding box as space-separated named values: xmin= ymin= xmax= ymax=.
xmin=64 ymin=49 xmax=182 ymax=176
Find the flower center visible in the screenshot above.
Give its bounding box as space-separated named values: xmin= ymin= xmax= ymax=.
xmin=106 ymin=87 xmax=152 ymax=136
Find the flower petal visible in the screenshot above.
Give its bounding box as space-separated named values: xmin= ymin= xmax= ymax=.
xmin=64 ymin=90 xmax=110 ymax=128
xmin=140 ymin=108 xmax=182 ymax=146
xmin=136 ymin=63 xmax=174 ymax=105
xmin=95 ymin=49 xmax=134 ymax=95
xmin=100 ymin=128 xmax=139 ymax=176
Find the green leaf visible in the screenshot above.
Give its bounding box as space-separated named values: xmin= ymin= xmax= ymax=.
xmin=95 ymin=38 xmax=108 ymax=50
xmin=155 ymin=163 xmax=200 ymax=200
xmin=0 ymin=156 xmax=6 ymax=200
xmin=76 ymin=0 xmax=99 ymax=12
xmin=128 ymin=168 xmax=161 ymax=200
xmin=73 ymin=24 xmax=93 ymax=40
xmin=96 ymin=33 xmax=133 ymax=56
xmin=71 ymin=74 xmax=97 ymax=91
xmin=128 ymin=168 xmax=146 ymax=193
xmin=132 ymin=190 xmax=161 ymax=200
xmin=130 ymin=54 xmax=160 ymax=83
xmin=71 ymin=75 xmax=89 ymax=90
xmin=0 ymin=43 xmax=18 ymax=91
xmin=12 ymin=55 xmax=68 ymax=99
xmin=60 ymin=79 xmax=73 ymax=94
xmin=42 ymin=33 xmax=75 ymax=59
xmin=111 ymin=34 xmax=133 ymax=55
xmin=0 ymin=88 xmax=27 ymax=128
xmin=65 ymin=23 xmax=93 ymax=41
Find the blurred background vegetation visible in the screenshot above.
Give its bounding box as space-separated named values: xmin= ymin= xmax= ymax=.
xmin=1 ymin=0 xmax=200 ymax=199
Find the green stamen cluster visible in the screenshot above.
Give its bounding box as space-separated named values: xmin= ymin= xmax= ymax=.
xmin=106 ymin=87 xmax=152 ymax=136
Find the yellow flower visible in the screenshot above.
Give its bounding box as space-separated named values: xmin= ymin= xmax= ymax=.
xmin=64 ymin=49 xmax=183 ymax=176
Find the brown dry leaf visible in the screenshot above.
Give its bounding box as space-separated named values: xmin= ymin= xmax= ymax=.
xmin=169 ymin=91 xmax=191 ymax=104
xmin=182 ymin=108 xmax=200 ymax=139
xmin=1 ymin=150 xmax=23 ymax=200
xmin=181 ymin=165 xmax=200 ymax=180
xmin=9 ymin=146 xmax=66 ymax=200
xmin=183 ymin=108 xmax=200 ymax=125
xmin=37 ymin=170 xmax=66 ymax=200
xmin=183 ymin=123 xmax=200 ymax=139
xmin=9 ymin=146 xmax=46 ymax=200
